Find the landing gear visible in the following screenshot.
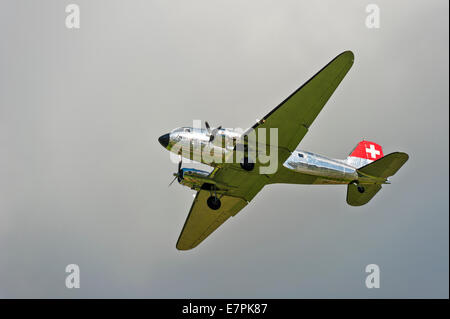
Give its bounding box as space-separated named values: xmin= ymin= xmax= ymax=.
xmin=207 ymin=196 xmax=221 ymax=210
xmin=206 ymin=184 xmax=222 ymax=210
xmin=240 ymin=157 xmax=255 ymax=171
xmin=351 ymin=180 xmax=365 ymax=194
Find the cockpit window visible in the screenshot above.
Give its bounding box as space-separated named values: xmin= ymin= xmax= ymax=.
xmin=298 ymin=153 xmax=304 ymax=158
xmin=172 ymin=127 xmax=192 ymax=133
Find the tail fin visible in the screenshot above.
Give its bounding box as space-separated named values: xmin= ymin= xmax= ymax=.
xmin=346 ymin=140 xmax=384 ymax=168
xmin=346 ymin=152 xmax=409 ymax=206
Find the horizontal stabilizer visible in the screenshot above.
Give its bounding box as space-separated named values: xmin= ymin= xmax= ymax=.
xmin=347 ymin=152 xmax=408 ymax=206
xmin=358 ymin=152 xmax=409 ymax=178
xmin=347 ymin=183 xmax=382 ymax=206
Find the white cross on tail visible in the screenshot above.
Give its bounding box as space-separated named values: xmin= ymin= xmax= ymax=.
xmin=366 ymin=144 xmax=380 ymax=159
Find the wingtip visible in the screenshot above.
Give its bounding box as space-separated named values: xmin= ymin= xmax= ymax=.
xmin=176 ymin=242 xmax=195 ymax=251
xmin=399 ymin=152 xmax=410 ymax=162
xmin=390 ymin=151 xmax=410 ymax=162
xmin=341 ymin=50 xmax=355 ymax=63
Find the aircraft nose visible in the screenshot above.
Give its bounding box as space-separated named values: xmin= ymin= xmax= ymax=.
xmin=158 ymin=133 xmax=170 ymax=148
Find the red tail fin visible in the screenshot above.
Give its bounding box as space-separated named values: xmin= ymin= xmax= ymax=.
xmin=346 ymin=141 xmax=384 ymax=168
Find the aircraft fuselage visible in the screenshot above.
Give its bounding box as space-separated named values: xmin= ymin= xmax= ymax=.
xmin=159 ymin=127 xmax=365 ymax=188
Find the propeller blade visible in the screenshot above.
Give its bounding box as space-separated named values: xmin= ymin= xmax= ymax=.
xmin=169 ymin=157 xmax=183 ymax=187
xmin=168 ymin=175 xmax=177 ymax=187
xmin=209 ymin=126 xmax=222 ymax=142
xmin=213 ymin=126 xmax=222 ymax=134
xmin=205 ymin=121 xmax=211 ymax=133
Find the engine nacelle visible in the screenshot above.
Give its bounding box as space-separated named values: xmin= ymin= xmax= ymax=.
xmin=178 ymin=168 xmax=211 ymax=189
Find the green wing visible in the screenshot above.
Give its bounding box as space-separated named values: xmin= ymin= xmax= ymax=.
xmin=176 ymin=168 xmax=266 ymax=250
xmin=242 ymin=50 xmax=354 ymax=169
xmin=176 ymin=51 xmax=355 ymax=249
xmin=176 ymin=190 xmax=248 ymax=250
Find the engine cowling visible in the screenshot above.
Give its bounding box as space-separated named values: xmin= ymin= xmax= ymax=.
xmin=178 ymin=168 xmax=211 ymax=189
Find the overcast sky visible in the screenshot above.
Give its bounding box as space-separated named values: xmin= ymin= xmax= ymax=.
xmin=0 ymin=0 xmax=448 ymax=298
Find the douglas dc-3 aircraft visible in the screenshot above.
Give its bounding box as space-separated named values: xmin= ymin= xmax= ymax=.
xmin=158 ymin=51 xmax=409 ymax=250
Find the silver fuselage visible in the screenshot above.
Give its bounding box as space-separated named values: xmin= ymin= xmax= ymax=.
xmin=283 ymin=151 xmax=357 ymax=182
xmin=159 ymin=127 xmax=359 ymax=185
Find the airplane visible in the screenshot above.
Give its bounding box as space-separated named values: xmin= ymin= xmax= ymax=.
xmin=158 ymin=51 xmax=409 ymax=250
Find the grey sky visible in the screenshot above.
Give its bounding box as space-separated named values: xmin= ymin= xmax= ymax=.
xmin=0 ymin=0 xmax=448 ymax=298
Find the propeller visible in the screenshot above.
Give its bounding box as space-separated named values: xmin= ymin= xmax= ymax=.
xmin=205 ymin=121 xmax=222 ymax=142
xmin=168 ymin=158 xmax=183 ymax=186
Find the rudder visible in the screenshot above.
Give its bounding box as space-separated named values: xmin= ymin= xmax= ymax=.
xmin=346 ymin=140 xmax=384 ymax=168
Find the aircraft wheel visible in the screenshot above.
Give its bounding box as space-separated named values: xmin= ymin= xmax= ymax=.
xmin=207 ymin=196 xmax=221 ymax=210
xmin=357 ymin=186 xmax=365 ymax=194
xmin=240 ymin=157 xmax=255 ymax=171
